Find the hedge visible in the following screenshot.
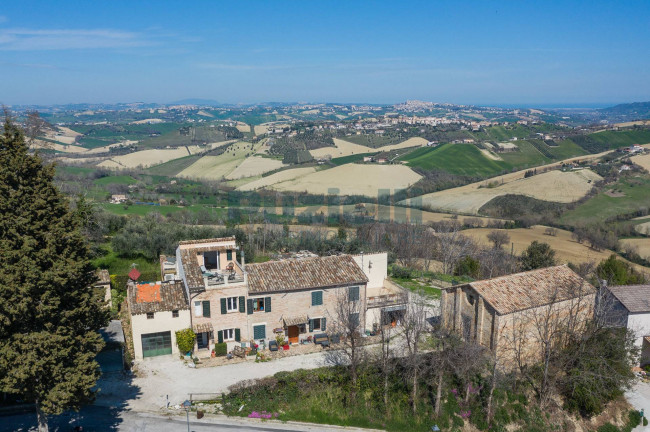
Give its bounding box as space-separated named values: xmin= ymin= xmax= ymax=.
xmin=214 ymin=342 xmax=227 ymax=357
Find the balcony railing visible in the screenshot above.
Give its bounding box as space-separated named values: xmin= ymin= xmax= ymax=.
xmin=367 ymin=293 xmax=407 ymax=309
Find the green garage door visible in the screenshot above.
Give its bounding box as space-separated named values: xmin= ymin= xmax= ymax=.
xmin=141 ymin=331 xmax=172 ymax=358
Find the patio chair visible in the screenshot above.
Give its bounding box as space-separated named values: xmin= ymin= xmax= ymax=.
xmin=200 ymin=265 xmax=215 ymax=277
xmin=268 ymin=340 xmax=278 ymax=352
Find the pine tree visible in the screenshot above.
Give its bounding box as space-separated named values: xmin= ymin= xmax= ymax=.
xmin=0 ymin=117 xmax=109 ymax=431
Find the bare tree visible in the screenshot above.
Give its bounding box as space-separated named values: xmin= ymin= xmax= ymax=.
xmin=376 ymin=318 xmax=394 ymax=409
xmin=326 ymin=287 xmax=366 ymax=390
xmin=401 ymin=290 xmax=429 ymax=414
xmin=487 ymin=230 xmax=510 ymax=249
xmin=24 ymin=111 xmax=49 ymax=146
xmin=434 ymin=223 xmax=476 ymax=274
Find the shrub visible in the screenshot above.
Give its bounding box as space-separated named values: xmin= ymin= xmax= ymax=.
xmin=644 ymin=417 xmax=648 ymax=427
xmin=175 ymin=328 xmax=196 ymax=354
xmin=597 ymin=424 xmax=620 ymax=432
xmin=391 ymin=265 xmax=413 ymax=279
xmin=213 ymin=342 xmax=227 ymax=357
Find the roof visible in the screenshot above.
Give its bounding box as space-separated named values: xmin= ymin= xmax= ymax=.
xmin=284 ymin=315 xmax=309 ymax=327
xmin=179 ymin=249 xmax=204 ymax=291
xmin=178 ymin=236 xmax=236 ymax=246
xmin=447 ymin=265 xmax=595 ymax=315
xmin=99 ymin=320 xmax=125 ymax=344
xmin=607 ymin=285 xmax=650 ymax=313
xmin=128 ymin=281 xmax=189 ymax=315
xmin=246 ymin=255 xmax=368 ymax=294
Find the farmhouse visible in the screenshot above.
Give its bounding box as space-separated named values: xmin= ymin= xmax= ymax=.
xmin=128 ymin=237 xmax=400 ymax=360
xmin=127 ymin=280 xmax=191 ymax=360
xmin=603 ymin=284 xmax=650 ymax=365
xmin=110 ymin=194 xmax=127 ymax=204
xmin=440 ymin=265 xmax=596 ymax=364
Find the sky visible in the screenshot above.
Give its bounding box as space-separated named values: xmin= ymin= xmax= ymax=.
xmin=0 ymin=1 xmax=649 ymax=106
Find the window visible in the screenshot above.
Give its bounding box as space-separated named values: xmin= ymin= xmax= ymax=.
xmin=309 ymin=317 xmax=326 ymax=332
xmin=311 ymin=291 xmax=323 ymax=306
xmin=252 ymin=298 xmax=265 ymax=312
xmin=194 ymin=301 xmax=202 ymax=317
xmin=172 ymin=310 xmax=179 ymax=318
xmin=146 ymin=312 xmax=154 ymax=320
xmin=349 ymin=313 xmax=360 ymax=329
xmin=223 ymin=328 xmax=235 ymax=341
xmin=226 ymin=297 xmax=238 ymax=312
xmin=349 ymin=286 xmax=360 ymax=302
xmin=226 ymin=249 xmax=233 ymax=261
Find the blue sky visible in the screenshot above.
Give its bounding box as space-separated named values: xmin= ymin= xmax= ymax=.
xmin=1 ymin=1 xmax=649 ymax=106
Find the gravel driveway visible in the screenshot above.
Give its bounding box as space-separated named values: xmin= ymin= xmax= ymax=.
xmin=626 ymin=380 xmax=650 ymax=430
xmin=97 ymin=350 xmax=333 ymax=412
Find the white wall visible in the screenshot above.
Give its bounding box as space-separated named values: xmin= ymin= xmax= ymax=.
xmin=353 ymin=252 xmax=387 ymax=289
xmin=627 ymin=312 xmax=650 ymax=348
xmin=131 ymin=309 xmax=192 ymax=360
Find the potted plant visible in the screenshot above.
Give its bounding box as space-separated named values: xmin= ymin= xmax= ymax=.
xmin=211 ymin=349 xmax=216 ymax=358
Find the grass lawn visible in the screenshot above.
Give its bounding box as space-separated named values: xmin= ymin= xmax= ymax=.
xmin=560 ymin=176 xmax=650 ymax=226
xmin=93 ymin=175 xmax=137 ymax=186
xmin=400 ymin=143 xmax=510 ymax=176
xmin=92 ymin=244 xmax=159 ymax=275
xmin=98 ymin=202 xmax=204 ymax=216
xmin=588 ymin=129 xmax=650 ymax=148
xmin=548 ymin=139 xmax=588 ymax=159
xmin=391 ymin=277 xmax=441 ymax=298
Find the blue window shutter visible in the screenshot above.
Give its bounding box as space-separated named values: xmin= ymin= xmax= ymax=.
xmin=265 ymin=297 xmax=272 ymax=313
xmin=247 ymin=299 xmax=253 ymax=315
xmin=322 ymin=317 xmax=327 ymax=331
xmin=239 ymin=296 xmax=245 ymax=312
xmin=235 ymin=328 xmax=241 ymax=342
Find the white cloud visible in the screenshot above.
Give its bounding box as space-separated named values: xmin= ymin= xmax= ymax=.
xmin=0 ymin=28 xmax=148 ymax=51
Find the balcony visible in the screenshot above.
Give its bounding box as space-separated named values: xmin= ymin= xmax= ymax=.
xmin=367 ymin=293 xmax=407 ymax=309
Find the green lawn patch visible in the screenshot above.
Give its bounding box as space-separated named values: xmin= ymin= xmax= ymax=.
xmin=92 ymin=244 xmax=159 ymax=275
xmin=561 ymin=176 xmax=650 ymax=226
xmin=146 ymin=155 xmax=202 ymax=176
xmin=93 ymin=175 xmax=137 ymax=186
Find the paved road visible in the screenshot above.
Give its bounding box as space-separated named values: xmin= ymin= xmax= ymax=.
xmin=4 ymin=406 xmax=379 ymax=432
xmin=626 ymin=379 xmax=650 ymax=430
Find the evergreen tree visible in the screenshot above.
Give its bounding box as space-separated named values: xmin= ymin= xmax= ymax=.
xmin=0 ymin=118 xmax=109 ymax=431
xmin=520 ymin=240 xmax=556 ymax=271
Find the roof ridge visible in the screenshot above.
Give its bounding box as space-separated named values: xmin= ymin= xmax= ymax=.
xmin=469 ymin=264 xmax=569 ymax=286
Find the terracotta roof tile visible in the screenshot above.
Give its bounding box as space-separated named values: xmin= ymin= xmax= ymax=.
xmin=246 ymin=255 xmax=368 ymax=294
xmin=607 ymin=285 xmax=650 ymax=313
xmin=178 ymin=236 xmax=235 ymax=246
xmin=446 ymin=265 xmax=594 ymax=315
xmin=127 ymin=281 xmax=189 ymax=315
xmin=180 ymin=249 xmax=205 ymax=290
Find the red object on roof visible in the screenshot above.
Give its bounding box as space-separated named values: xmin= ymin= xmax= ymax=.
xmin=128 ymin=268 xmax=141 ymax=281
xmin=136 ymin=283 xmax=162 ymax=303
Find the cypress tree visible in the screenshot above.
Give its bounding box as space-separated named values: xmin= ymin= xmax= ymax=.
xmin=0 ymin=117 xmax=109 ymax=431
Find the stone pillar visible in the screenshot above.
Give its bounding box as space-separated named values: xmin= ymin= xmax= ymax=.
xmin=455 ymin=288 xmax=462 ymax=332
xmin=476 ymin=297 xmax=485 ymax=344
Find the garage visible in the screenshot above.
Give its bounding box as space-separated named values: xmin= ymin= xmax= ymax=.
xmin=141 ymin=331 xmax=172 ymax=358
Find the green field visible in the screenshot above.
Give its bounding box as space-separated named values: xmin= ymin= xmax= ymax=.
xmin=560 ymin=176 xmax=650 ymax=226
xmin=92 ymin=244 xmax=160 ymax=275
xmin=498 ymin=141 xmax=550 ymax=167
xmin=400 ymin=143 xmax=510 ymax=176
xmin=146 ymin=155 xmax=202 ymax=176
xmin=330 ymin=152 xmax=378 ymax=166
xmin=93 ymin=175 xmax=137 ymax=186
xmin=589 ymin=129 xmax=650 ymax=147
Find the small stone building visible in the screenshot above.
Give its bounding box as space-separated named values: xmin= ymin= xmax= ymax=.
xmin=603 ymin=284 xmax=650 ymax=365
xmin=441 ymin=265 xmax=596 ymax=364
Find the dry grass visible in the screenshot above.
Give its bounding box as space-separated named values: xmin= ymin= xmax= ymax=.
xmin=377 ymin=137 xmax=428 ymax=151
xmin=404 ymin=169 xmax=602 ymax=214
xmin=237 ymin=167 xmax=317 ymax=191
xmin=97 ymin=147 xmax=190 ymax=169
xmin=620 ymin=238 xmax=650 ymax=259
xmin=480 ymin=148 xmax=503 ymax=161
xmin=178 ymin=141 xmax=262 ymax=180
xmin=632 ymin=153 xmax=650 ymax=172
xmin=310 ymin=138 xmax=373 ymax=159
xmin=271 ymin=164 xmax=422 ymax=197
xmin=225 ymin=156 xmax=285 ymax=180
xmin=32 ymin=139 xmax=87 ymax=153
xmin=635 ymin=221 xmax=650 ymax=235
xmin=464 ymin=225 xmax=649 ymax=273
xmin=130 ymin=118 xmax=165 ymax=124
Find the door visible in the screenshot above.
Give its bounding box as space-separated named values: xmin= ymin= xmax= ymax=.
xmin=141 ymin=331 xmax=172 ymax=358
xmin=197 ymin=332 xmax=209 ymax=349
xmin=288 ymin=326 xmax=299 ymax=344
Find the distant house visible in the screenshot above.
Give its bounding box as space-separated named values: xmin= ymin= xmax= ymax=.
xmin=110 ymin=194 xmax=127 ymax=204
xmin=363 ymin=156 xmax=374 ymax=162
xmin=376 ymin=158 xmax=387 ymax=164
xmin=603 ymin=284 xmax=650 ymax=365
